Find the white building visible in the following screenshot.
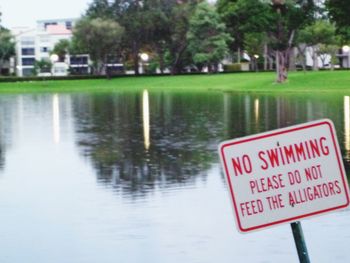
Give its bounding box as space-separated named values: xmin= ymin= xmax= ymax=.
xmin=338 ymin=47 xmax=350 ymax=68
xmin=12 ymin=18 xmax=90 ymax=77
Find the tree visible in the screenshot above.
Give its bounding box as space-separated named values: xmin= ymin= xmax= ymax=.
xmin=52 ymin=39 xmax=71 ymax=62
xmin=317 ymin=44 xmax=338 ymax=69
xmin=187 ymin=2 xmax=231 ymax=72
xmin=33 ymin=59 xmax=52 ymax=75
xmin=85 ymin=0 xmax=152 ymax=75
xmin=217 ymin=0 xmax=315 ymax=82
xmin=244 ymin=32 xmax=266 ymax=71
xmin=110 ymin=0 xmax=148 ymax=75
xmin=141 ymin=0 xmax=172 ymax=74
xmin=0 ymin=27 xmax=15 ymax=75
xmin=85 ymin=0 xmax=114 ymax=19
xmin=326 ymin=0 xmax=350 ymax=41
xmin=297 ymin=20 xmax=337 ymax=70
xmin=72 ymin=17 xmax=124 ymax=75
xmin=84 ymin=0 xmax=200 ymax=75
xmin=217 ymin=0 xmax=270 ymax=63
xmin=268 ymin=0 xmax=315 ymax=82
xmin=166 ymin=1 xmax=198 ymax=74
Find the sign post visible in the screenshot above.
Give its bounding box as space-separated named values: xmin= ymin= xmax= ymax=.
xmin=219 ymin=119 xmax=350 ymax=261
xmin=291 ymin=221 xmax=310 ymax=263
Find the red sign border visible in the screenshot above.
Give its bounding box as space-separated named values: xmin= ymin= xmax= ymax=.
xmin=219 ymin=119 xmax=350 ymax=233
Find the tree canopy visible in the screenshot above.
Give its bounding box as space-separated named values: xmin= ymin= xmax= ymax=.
xmin=187 ymin=2 xmax=231 ymax=72
xmin=52 ymin=39 xmax=71 ymax=62
xmin=72 ymin=17 xmax=124 ymax=75
xmin=67 ymin=0 xmax=348 ymax=80
xmin=0 ymin=27 xmax=15 ymax=75
xmin=326 ymin=0 xmax=350 ymax=41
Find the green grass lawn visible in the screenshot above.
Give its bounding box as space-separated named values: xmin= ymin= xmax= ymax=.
xmin=0 ymin=70 xmax=349 ymax=94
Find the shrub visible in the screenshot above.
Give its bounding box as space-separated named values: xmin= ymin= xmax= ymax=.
xmin=223 ymin=63 xmax=242 ymax=72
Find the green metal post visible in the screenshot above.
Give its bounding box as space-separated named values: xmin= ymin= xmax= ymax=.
xmin=291 ymin=221 xmax=311 ymax=263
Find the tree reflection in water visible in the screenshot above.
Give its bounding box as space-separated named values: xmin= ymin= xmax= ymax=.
xmin=72 ymin=91 xmax=225 ymax=197
xmin=0 ymin=96 xmax=16 ymax=171
xmin=72 ymin=91 xmax=350 ymax=197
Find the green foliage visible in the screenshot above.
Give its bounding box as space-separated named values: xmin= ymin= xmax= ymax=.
xmin=326 ymin=0 xmax=350 ymax=39
xmin=0 ymin=27 xmax=15 ymax=74
xmin=244 ymin=32 xmax=266 ymax=58
xmin=166 ymin=2 xmax=195 ymax=74
xmin=72 ymin=17 xmax=124 ymax=74
xmin=86 ymin=0 xmax=114 ymax=19
xmin=136 ymin=0 xmax=173 ymax=73
xmin=83 ymin=0 xmax=200 ymax=74
xmin=145 ymin=60 xmax=159 ymax=74
xmin=297 ymin=19 xmax=338 ymax=69
xmin=187 ymin=2 xmax=231 ymax=71
xmin=33 ymin=59 xmax=52 ymax=75
xmin=317 ymin=43 xmax=339 ymax=67
xmin=52 ymin=39 xmax=71 ymax=62
xmin=267 ymin=1 xmax=316 ymax=50
xmin=217 ymin=0 xmax=270 ymax=51
xmin=217 ymin=0 xmax=316 ymax=76
xmin=297 ymin=20 xmax=337 ymax=47
xmin=110 ymin=0 xmax=149 ymax=74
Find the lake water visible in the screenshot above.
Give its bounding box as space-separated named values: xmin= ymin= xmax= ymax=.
xmin=0 ymin=90 xmax=350 ymax=262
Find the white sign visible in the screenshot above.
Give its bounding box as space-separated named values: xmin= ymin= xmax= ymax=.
xmin=219 ymin=119 xmax=350 ymax=233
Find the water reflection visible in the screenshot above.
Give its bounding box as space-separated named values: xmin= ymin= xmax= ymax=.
xmin=254 ymin=98 xmax=259 ymax=123
xmin=52 ymin=94 xmax=60 ymax=144
xmin=0 ymin=92 xmax=350 ymax=262
xmin=73 ymin=92 xmax=223 ymax=197
xmin=0 ymin=141 xmax=5 ymax=169
xmin=70 ymin=91 xmax=350 ymax=198
xmin=0 ymin=96 xmax=17 ymax=170
xmin=142 ymin=90 xmax=150 ymax=151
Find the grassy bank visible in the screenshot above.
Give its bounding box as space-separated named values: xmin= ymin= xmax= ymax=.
xmin=0 ymin=71 xmax=349 ymax=94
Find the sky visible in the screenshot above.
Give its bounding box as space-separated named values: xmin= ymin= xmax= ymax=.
xmin=0 ymin=0 xmax=91 ymax=28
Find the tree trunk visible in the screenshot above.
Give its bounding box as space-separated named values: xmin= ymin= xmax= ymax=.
xmin=269 ymin=52 xmax=274 ymax=70
xmin=297 ymin=45 xmax=307 ymax=72
xmin=264 ymin=44 xmax=268 ymax=71
xmin=276 ymin=50 xmax=288 ymax=83
xmin=237 ymin=47 xmax=241 ymax=63
xmin=288 ymin=47 xmax=296 ymax=71
xmin=104 ymin=55 xmax=111 ymax=79
xmin=312 ymin=46 xmax=318 ymax=71
xmin=0 ymin=57 xmax=5 ymax=76
xmin=133 ymin=41 xmax=139 ymax=75
xmin=274 ymin=21 xmax=294 ymax=83
xmin=156 ymin=46 xmax=164 ymax=74
xmin=250 ymin=60 xmax=254 ymax=71
xmin=159 ymin=52 xmax=164 ymax=74
xmin=171 ymin=44 xmax=187 ymax=75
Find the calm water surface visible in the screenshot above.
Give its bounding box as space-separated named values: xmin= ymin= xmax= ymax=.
xmin=0 ymin=91 xmax=350 ymax=262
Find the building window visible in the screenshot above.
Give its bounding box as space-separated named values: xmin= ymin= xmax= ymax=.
xmin=21 ymin=48 xmax=35 ymax=56
xmin=21 ymin=37 xmax=35 ymax=46
xmin=22 ymin=68 xmax=34 ymax=76
xmin=40 ymin=47 xmax=49 ymax=53
xmin=69 ymin=67 xmax=89 ymax=75
xmin=22 ymin=58 xmax=35 ymax=66
xmin=70 ymin=56 xmax=88 ymax=65
xmin=65 ymin=21 xmax=72 ymax=30
xmin=44 ymin=22 xmax=57 ymax=29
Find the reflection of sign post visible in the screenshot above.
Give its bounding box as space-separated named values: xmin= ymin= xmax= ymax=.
xmin=219 ymin=119 xmax=350 ymax=261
